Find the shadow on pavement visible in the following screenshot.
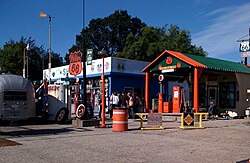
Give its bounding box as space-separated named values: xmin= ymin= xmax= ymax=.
xmin=0 ymin=126 xmax=93 ymax=137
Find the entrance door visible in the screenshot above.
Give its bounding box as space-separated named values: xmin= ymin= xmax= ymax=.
xmin=207 ymin=86 xmax=218 ymax=106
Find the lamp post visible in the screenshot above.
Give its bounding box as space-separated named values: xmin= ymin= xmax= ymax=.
xmin=39 ymin=12 xmax=53 ymax=81
xmin=98 ymin=49 xmax=107 ymax=128
xmin=23 ymin=47 xmax=26 ymax=78
xmin=23 ymin=44 xmax=30 ymax=78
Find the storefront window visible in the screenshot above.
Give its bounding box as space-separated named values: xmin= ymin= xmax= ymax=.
xmin=219 ymin=82 xmax=236 ymax=108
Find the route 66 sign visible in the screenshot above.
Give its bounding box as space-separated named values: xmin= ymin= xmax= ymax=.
xmin=240 ymin=41 xmax=250 ymax=52
xmin=69 ymin=51 xmax=83 ymax=76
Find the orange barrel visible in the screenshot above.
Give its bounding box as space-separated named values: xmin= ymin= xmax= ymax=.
xmin=112 ymin=107 xmax=128 ymax=132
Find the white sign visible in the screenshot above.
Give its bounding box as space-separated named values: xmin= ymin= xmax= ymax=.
xmin=240 ymin=41 xmax=250 ymax=57
xmin=158 ymin=74 xmax=164 ymax=82
xmin=240 ymin=41 xmax=250 ymax=52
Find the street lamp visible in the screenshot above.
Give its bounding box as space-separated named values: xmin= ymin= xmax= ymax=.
xmin=39 ymin=11 xmax=53 ymax=81
xmin=98 ymin=49 xmax=107 ymax=128
xmin=23 ymin=44 xmax=30 ymax=78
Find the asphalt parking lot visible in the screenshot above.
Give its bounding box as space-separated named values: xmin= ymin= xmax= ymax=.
xmin=0 ymin=117 xmax=250 ymax=163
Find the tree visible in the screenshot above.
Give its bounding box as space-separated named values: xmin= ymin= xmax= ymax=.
xmin=64 ymin=10 xmax=146 ymax=63
xmin=0 ymin=37 xmax=63 ymax=81
xmin=117 ymin=25 xmax=207 ymax=61
xmin=66 ymin=11 xmax=207 ymax=63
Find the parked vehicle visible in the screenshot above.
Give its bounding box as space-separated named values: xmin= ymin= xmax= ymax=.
xmin=0 ymin=74 xmax=93 ymax=123
xmin=36 ymin=80 xmax=93 ymax=123
xmin=0 ymin=74 xmax=36 ymax=120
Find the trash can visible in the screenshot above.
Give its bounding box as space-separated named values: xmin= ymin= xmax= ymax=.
xmin=112 ymin=107 xmax=128 ymax=132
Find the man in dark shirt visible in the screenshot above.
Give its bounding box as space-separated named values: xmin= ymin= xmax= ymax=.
xmin=119 ymin=92 xmax=127 ymax=107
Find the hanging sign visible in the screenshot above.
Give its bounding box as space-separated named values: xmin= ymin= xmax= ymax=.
xmin=240 ymin=41 xmax=250 ymax=57
xmin=69 ymin=51 xmax=83 ymax=76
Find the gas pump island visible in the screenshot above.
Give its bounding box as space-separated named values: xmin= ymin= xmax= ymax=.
xmin=142 ymin=50 xmax=210 ymax=129
xmin=158 ymin=73 xmax=187 ymax=114
xmin=145 ymin=51 xmax=195 ymax=114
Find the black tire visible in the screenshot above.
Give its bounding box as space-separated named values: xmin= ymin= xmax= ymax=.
xmin=55 ymin=108 xmax=68 ymax=124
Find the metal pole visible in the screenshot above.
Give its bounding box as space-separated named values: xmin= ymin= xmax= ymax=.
xmin=23 ymin=48 xmax=26 ymax=78
xmin=81 ymin=0 xmax=87 ymax=109
xmin=48 ymin=15 xmax=52 ymax=82
xmin=247 ymin=27 xmax=250 ymax=66
xmin=101 ymin=54 xmax=106 ymax=127
xmin=26 ymin=50 xmax=28 ymax=79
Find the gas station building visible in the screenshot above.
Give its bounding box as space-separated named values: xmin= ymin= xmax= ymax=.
xmin=142 ymin=50 xmax=250 ymax=116
xmin=43 ymin=57 xmax=159 ymax=115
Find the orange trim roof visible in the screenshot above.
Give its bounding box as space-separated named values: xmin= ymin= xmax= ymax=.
xmin=142 ymin=50 xmax=207 ymax=72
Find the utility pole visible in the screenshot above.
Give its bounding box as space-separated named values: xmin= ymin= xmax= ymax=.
xmin=81 ymin=0 xmax=87 ymax=110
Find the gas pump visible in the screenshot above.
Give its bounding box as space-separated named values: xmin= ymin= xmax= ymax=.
xmin=69 ymin=78 xmax=94 ymax=120
xmin=172 ymin=86 xmax=186 ymax=113
xmin=70 ymin=83 xmax=81 ymax=118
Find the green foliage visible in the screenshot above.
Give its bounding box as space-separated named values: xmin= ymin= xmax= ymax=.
xmin=65 ymin=10 xmax=146 ymax=63
xmin=67 ymin=10 xmax=207 ymax=63
xmin=117 ymin=25 xmax=207 ymax=61
xmin=0 ymin=37 xmax=63 ymax=81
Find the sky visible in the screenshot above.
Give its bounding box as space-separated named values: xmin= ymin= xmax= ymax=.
xmin=0 ymin=0 xmax=250 ymax=62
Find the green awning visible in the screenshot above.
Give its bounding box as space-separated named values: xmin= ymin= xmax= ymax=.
xmin=185 ymin=53 xmax=250 ymax=74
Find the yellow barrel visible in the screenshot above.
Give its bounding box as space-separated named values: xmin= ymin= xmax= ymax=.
xmin=112 ymin=108 xmax=128 ymax=132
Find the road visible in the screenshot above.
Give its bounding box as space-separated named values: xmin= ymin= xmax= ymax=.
xmin=0 ymin=117 xmax=250 ymax=163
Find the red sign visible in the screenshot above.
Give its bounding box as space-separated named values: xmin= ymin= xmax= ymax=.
xmin=176 ymin=62 xmax=182 ymax=68
xmin=69 ymin=51 xmax=83 ymax=76
xmin=158 ymin=74 xmax=164 ymax=82
xmin=166 ymin=56 xmax=173 ymax=65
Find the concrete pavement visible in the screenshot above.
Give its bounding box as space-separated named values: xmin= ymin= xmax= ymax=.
xmin=0 ymin=117 xmax=250 ymax=163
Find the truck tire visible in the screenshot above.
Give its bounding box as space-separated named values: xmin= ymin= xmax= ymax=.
xmin=55 ymin=108 xmax=68 ymax=124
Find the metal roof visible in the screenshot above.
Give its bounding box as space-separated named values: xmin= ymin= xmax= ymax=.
xmin=185 ymin=53 xmax=250 ymax=74
xmin=142 ymin=50 xmax=250 ymax=74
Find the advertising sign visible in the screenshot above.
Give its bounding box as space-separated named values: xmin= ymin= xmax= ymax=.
xmin=69 ymin=51 xmax=83 ymax=76
xmin=240 ymin=41 xmax=250 ymax=57
xmin=87 ymin=49 xmax=93 ymax=65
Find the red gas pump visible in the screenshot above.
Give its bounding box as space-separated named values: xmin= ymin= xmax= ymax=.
xmin=172 ymin=86 xmax=186 ymax=113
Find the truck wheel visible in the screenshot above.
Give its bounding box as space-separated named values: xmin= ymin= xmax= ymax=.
xmin=56 ymin=108 xmax=68 ymax=124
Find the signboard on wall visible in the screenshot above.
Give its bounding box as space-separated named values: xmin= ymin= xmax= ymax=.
xmin=43 ymin=57 xmax=148 ymax=81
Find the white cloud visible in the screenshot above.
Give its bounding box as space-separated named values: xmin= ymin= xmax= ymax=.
xmin=192 ymin=3 xmax=250 ymax=61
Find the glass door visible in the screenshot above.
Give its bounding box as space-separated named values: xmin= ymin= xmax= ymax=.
xmin=207 ymin=86 xmax=218 ymax=106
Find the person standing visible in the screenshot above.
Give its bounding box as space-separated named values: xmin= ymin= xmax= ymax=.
xmin=127 ymin=93 xmax=135 ymax=119
xmin=119 ymin=91 xmax=127 ymax=107
xmin=109 ymin=92 xmax=119 ymax=119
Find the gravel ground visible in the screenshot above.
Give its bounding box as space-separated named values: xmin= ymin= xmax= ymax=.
xmin=0 ymin=117 xmax=249 ymax=163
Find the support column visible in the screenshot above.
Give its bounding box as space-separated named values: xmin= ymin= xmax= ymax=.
xmin=145 ymin=72 xmax=150 ymax=112
xmin=193 ymin=67 xmax=200 ymax=113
